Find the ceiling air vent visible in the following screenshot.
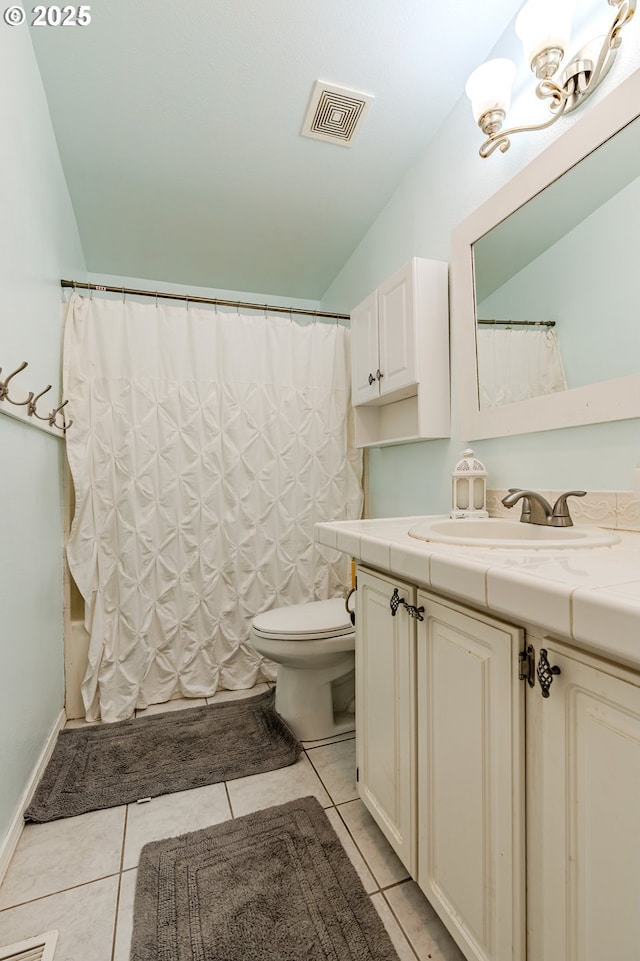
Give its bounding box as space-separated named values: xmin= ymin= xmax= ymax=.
xmin=0 ymin=930 xmax=58 ymax=961
xmin=302 ymin=81 xmax=374 ymax=147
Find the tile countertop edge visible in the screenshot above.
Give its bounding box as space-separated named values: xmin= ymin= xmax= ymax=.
xmin=315 ymin=517 xmax=640 ymax=671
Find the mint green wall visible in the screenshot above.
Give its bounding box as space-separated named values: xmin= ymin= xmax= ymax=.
xmin=0 ymin=28 xmax=86 ymax=847
xmin=321 ymin=41 xmax=640 ymax=517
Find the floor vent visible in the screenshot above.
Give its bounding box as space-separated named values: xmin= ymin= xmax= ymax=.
xmin=302 ymin=81 xmax=373 ymax=147
xmin=0 ymin=930 xmax=58 ymax=961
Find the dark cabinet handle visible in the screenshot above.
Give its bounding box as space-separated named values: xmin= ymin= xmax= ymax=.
xmin=537 ymin=648 xmax=561 ymax=698
xmin=368 ymin=372 xmax=376 ymax=386
xmin=389 ymin=587 xmax=424 ymax=621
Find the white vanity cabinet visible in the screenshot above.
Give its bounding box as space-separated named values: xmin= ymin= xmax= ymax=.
xmin=354 ymin=559 xmax=640 ymax=961
xmin=355 ymin=565 xmax=525 ymax=960
xmin=350 ymin=258 xmax=449 ymax=447
xmin=355 ymin=566 xmax=417 ymax=873
xmin=525 ymin=636 xmax=640 ymax=961
xmin=416 ymin=591 xmax=525 ymax=961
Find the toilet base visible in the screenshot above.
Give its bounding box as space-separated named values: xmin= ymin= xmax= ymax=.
xmin=274 ymin=656 xmax=355 ymax=741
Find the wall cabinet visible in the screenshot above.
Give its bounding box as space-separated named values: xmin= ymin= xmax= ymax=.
xmin=350 ymin=258 xmax=449 ymax=447
xmin=355 ymin=564 xmax=640 ymax=961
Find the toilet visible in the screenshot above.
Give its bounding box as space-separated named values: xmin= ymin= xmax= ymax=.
xmin=250 ymin=598 xmax=355 ymax=741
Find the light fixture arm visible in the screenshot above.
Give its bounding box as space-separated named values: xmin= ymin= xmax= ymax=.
xmin=479 ymin=91 xmax=569 ymax=157
xmin=477 ymin=0 xmax=635 ymax=158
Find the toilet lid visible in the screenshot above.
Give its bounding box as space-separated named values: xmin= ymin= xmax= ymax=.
xmin=252 ymin=598 xmax=354 ymax=639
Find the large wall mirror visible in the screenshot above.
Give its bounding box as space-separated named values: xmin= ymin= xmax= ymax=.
xmin=452 ymin=69 xmax=640 ymax=440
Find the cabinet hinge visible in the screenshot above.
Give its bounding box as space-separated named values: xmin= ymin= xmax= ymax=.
xmin=356 ymin=766 xmax=359 ymax=783
xmin=519 ymin=644 xmax=535 ymax=687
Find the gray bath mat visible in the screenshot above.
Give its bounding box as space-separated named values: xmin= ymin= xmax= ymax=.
xmin=131 ymin=795 xmax=400 ymax=961
xmin=25 ymin=690 xmax=300 ymax=823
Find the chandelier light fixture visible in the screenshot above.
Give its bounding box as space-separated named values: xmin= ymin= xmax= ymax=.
xmin=465 ymin=0 xmax=636 ymax=158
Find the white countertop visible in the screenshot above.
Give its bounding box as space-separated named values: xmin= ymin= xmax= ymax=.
xmin=315 ymin=515 xmax=640 ymax=671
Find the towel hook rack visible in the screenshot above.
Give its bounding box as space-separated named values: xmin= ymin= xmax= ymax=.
xmin=0 ymin=360 xmax=71 ymax=434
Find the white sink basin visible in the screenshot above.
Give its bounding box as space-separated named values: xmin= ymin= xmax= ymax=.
xmin=408 ymin=517 xmax=619 ymax=550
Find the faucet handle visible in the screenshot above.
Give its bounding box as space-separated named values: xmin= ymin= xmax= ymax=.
xmin=551 ymin=490 xmax=586 ymax=527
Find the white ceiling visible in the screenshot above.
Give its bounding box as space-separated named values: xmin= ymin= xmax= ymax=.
xmin=30 ymin=0 xmax=522 ymax=299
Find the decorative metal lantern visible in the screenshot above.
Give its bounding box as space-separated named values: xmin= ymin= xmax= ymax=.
xmin=450 ymin=448 xmax=488 ymax=518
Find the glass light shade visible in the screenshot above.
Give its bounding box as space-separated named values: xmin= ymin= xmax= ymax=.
xmin=465 ymin=59 xmax=516 ymax=124
xmin=515 ymin=0 xmax=576 ymax=67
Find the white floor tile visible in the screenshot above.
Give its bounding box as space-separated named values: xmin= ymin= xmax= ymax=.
xmin=123 ymin=783 xmax=231 ymax=869
xmin=0 ymin=875 xmax=119 ymax=961
xmin=324 ymin=809 xmax=377 ymax=895
xmin=370 ymin=892 xmax=417 ymax=961
xmin=306 ymin=737 xmax=358 ymax=804
xmin=384 ymin=881 xmax=466 ymax=961
xmin=301 ymin=730 xmax=355 ymax=749
xmin=0 ymin=807 xmax=125 ymax=909
xmin=112 ymin=869 xmax=137 ymax=961
xmin=226 ymin=754 xmax=331 ymax=816
xmin=337 ymin=799 xmax=410 ymax=889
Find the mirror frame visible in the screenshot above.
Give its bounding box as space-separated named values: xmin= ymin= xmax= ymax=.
xmin=452 ymin=68 xmax=640 ymax=440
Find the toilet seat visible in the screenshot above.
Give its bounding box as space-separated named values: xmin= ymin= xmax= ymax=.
xmin=252 ymin=598 xmax=354 ymax=641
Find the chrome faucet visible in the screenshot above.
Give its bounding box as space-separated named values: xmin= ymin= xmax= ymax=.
xmin=501 ymin=488 xmax=586 ymax=527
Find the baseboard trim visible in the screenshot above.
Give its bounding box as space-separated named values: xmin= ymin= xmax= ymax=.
xmin=0 ymin=709 xmax=65 ymax=887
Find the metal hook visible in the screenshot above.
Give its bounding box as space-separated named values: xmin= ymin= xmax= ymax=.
xmin=47 ymin=400 xmax=69 ymax=429
xmin=0 ymin=361 xmax=34 ymax=406
xmin=28 ymin=384 xmax=52 ymax=417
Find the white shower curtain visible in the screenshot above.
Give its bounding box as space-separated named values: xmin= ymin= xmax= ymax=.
xmin=63 ymin=294 xmax=362 ymax=722
xmin=476 ymin=328 xmax=567 ymax=408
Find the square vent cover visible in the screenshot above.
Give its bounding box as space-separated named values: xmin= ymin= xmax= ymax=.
xmin=302 ymin=81 xmax=374 ymax=147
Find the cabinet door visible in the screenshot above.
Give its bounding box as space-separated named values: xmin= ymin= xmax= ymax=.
xmin=350 ymin=290 xmax=380 ymax=405
xmin=377 ymin=260 xmax=417 ymax=398
xmin=417 ymin=593 xmax=525 ymax=961
xmin=356 ymin=566 xmax=417 ymax=873
xmin=526 ymin=639 xmax=640 ymax=961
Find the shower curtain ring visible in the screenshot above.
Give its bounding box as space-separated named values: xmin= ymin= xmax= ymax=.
xmin=264 ymin=304 xmax=268 ymax=320
xmin=236 ymin=301 xmax=240 ymax=315
xmin=122 ymin=287 xmax=125 ymax=304
xmin=155 ymin=291 xmax=158 ymax=308
xmin=186 ymin=296 xmax=189 ymax=311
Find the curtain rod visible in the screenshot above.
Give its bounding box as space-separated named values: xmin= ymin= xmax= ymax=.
xmin=60 ymin=280 xmax=349 ymax=321
xmin=478 ymin=319 xmax=556 ymax=327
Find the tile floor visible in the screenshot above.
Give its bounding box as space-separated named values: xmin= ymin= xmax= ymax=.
xmin=0 ymin=684 xmax=465 ymax=961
